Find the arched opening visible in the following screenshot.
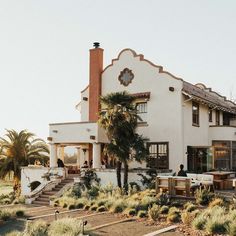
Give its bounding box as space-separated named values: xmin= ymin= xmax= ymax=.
xmin=30 ymin=181 xmax=41 ymax=191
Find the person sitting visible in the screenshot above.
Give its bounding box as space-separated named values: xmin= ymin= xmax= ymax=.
xmin=101 ymin=160 xmax=106 ymax=169
xmin=81 ymin=161 xmax=89 ymax=168
xmin=57 ymin=158 xmax=65 ymax=168
xmin=177 ymin=164 xmax=187 ymax=177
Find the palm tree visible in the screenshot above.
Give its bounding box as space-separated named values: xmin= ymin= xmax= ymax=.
xmin=99 ymin=91 xmax=148 ymax=188
xmin=0 ymin=129 xmax=49 ymax=196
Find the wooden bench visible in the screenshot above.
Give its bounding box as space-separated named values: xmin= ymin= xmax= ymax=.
xmin=155 ymin=176 xmax=192 ymax=197
xmin=155 ymin=176 xmax=172 ymax=194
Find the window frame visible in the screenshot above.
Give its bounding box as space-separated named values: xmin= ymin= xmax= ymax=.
xmin=192 ymin=101 xmax=200 ymax=126
xmin=136 ymin=102 xmax=147 ymax=123
xmin=209 ymin=108 xmax=213 ymax=122
xmin=147 ymin=142 xmax=169 ymax=169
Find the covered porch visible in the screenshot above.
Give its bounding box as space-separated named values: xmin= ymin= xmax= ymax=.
xmin=48 ymin=121 xmax=108 ymax=170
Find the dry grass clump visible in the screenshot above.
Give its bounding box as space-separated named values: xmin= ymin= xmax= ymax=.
xmin=167 ymin=207 xmax=181 ymax=223
xmin=208 ymin=198 xmax=224 ymax=208
xmin=48 ymin=218 xmax=82 ymax=236
xmin=24 ymin=219 xmax=48 ymax=236
xmin=148 ymin=204 xmax=160 ymax=221
xmin=137 ymin=210 xmax=147 ymax=218
xmin=181 ymin=210 xmax=199 ymax=225
xmin=160 ymin=205 xmax=169 ymax=214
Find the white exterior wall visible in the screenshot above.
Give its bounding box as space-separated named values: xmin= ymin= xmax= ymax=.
xmin=49 ymin=122 xmax=108 ymax=144
xmin=209 ymin=126 xmax=236 ymax=141
xmin=101 ymin=50 xmax=184 ymax=172
xmin=183 ymin=101 xmax=210 ymax=166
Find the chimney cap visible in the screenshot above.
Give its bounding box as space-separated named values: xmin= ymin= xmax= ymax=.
xmin=93 ymin=42 xmax=100 ymax=48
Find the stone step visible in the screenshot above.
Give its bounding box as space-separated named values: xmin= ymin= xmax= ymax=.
xmin=38 ymin=196 xmax=50 ymax=200
xmin=36 ymin=197 xmax=50 ymax=202
xmin=43 ymin=191 xmax=57 ymax=195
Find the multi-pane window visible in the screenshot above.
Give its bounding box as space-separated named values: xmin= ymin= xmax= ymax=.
xmin=147 ymin=142 xmax=169 ymax=169
xmin=136 ymin=102 xmax=147 ymax=122
xmin=192 ymin=102 xmax=199 ymax=126
xmin=216 ymin=110 xmax=220 ymax=125
xmin=209 ymin=109 xmax=213 ymax=122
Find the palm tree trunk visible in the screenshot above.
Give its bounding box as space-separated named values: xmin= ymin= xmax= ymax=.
xmin=123 ymin=161 xmax=129 ymax=191
xmin=116 ymin=161 xmax=122 ymax=188
xmin=13 ymin=176 xmax=21 ymax=197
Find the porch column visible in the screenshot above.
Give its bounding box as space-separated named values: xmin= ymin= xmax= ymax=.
xmin=50 ymin=143 xmax=58 ymax=168
xmin=59 ymin=145 xmax=65 ymax=162
xmin=76 ymin=147 xmax=81 ymax=167
xmin=92 ymin=143 xmax=101 ymax=169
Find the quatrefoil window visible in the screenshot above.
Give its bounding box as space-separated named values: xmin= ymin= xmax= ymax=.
xmin=118 ymin=68 xmax=134 ymax=86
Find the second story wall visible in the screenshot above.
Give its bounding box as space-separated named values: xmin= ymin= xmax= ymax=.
xmin=101 ymin=49 xmax=184 ymax=170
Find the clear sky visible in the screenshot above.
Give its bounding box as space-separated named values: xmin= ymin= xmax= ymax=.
xmin=0 ymin=0 xmax=236 ymax=141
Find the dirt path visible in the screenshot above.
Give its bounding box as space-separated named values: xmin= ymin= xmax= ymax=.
xmin=0 ymin=205 xmax=184 ymax=236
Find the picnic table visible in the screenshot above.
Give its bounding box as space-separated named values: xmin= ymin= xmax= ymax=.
xmin=205 ymin=171 xmax=235 ymax=190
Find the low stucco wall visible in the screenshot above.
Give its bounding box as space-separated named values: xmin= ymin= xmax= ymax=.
xmin=95 ymin=169 xmax=150 ymax=189
xmin=21 ymin=166 xmax=66 ymax=195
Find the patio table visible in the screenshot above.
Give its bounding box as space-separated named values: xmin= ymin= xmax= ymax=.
xmin=205 ymin=171 xmax=235 ymax=190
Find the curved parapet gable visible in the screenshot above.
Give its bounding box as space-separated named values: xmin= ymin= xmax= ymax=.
xmin=102 ymin=48 xmax=183 ymax=81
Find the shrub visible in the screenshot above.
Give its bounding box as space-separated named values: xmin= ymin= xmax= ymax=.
xmin=84 ymin=205 xmax=90 ymax=210
xmin=24 ymin=219 xmax=48 ymax=236
xmin=128 ymin=182 xmax=141 ymax=191
xmin=48 ymin=218 xmax=82 ymax=236
xmin=89 ymin=205 xmax=98 ymax=211
xmin=110 ymin=199 xmax=126 ymax=213
xmin=228 ymin=223 xmax=236 ymax=236
xmin=205 ymin=215 xmax=228 ymax=235
xmin=156 ymin=193 xmax=170 ymax=206
xmin=97 ymin=206 xmax=107 ymax=212
xmin=138 ymin=210 xmax=147 ymax=218
xmin=0 ymin=209 xmax=11 ymax=221
xmin=195 ymin=187 xmax=214 ymax=206
xmin=160 ymin=205 xmax=169 ymax=214
xmin=167 ymin=207 xmax=181 ymax=223
xmin=148 ymin=204 xmax=160 ymax=221
xmin=185 ymin=204 xmax=197 ymax=212
xmin=15 ymin=209 xmax=25 ymax=217
xmin=96 ymin=199 xmax=108 ymax=207
xmin=5 ymin=231 xmax=22 ymax=236
xmin=124 ymin=208 xmax=136 ymax=216
xmin=192 ymin=213 xmax=206 ymax=230
xmin=181 ymin=210 xmax=199 ymax=225
xmin=62 ymin=203 xmax=68 ymax=208
xmin=87 ymin=185 xmax=100 ymax=198
xmin=209 ymin=198 xmax=224 ymax=208
xmin=138 ymin=196 xmax=157 ymax=211
xmin=76 ymin=202 xmax=84 ymax=209
xmin=68 ymin=204 xmax=76 ymax=210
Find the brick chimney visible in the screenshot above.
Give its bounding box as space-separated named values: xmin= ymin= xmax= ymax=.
xmin=89 ymin=42 xmax=104 ymax=121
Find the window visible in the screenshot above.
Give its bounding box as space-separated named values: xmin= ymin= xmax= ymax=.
xmin=136 ymin=102 xmax=147 ymax=122
xmin=216 ymin=110 xmax=220 ymax=125
xmin=223 ymin=112 xmax=230 ymax=126
xmin=209 ymin=109 xmax=212 ymax=122
xmin=147 ymin=142 xmax=169 ymax=169
xmin=212 ymin=141 xmax=231 ymax=170
xmin=192 ymin=102 xmax=199 ymax=126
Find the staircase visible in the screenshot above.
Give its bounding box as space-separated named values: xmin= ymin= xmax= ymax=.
xmin=32 ymin=176 xmax=74 ymax=206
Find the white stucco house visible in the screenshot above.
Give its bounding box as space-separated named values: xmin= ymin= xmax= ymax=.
xmin=21 ymin=43 xmax=236 ymax=197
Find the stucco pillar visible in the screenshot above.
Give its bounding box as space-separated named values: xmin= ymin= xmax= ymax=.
xmin=76 ymin=147 xmax=81 ymax=167
xmin=92 ymin=143 xmax=101 ymax=168
xmin=59 ymin=146 xmax=65 ymax=162
xmin=50 ymin=144 xmax=58 ymax=168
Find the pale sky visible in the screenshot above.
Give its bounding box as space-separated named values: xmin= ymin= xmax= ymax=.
xmin=0 ymin=0 xmax=236 ymax=141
